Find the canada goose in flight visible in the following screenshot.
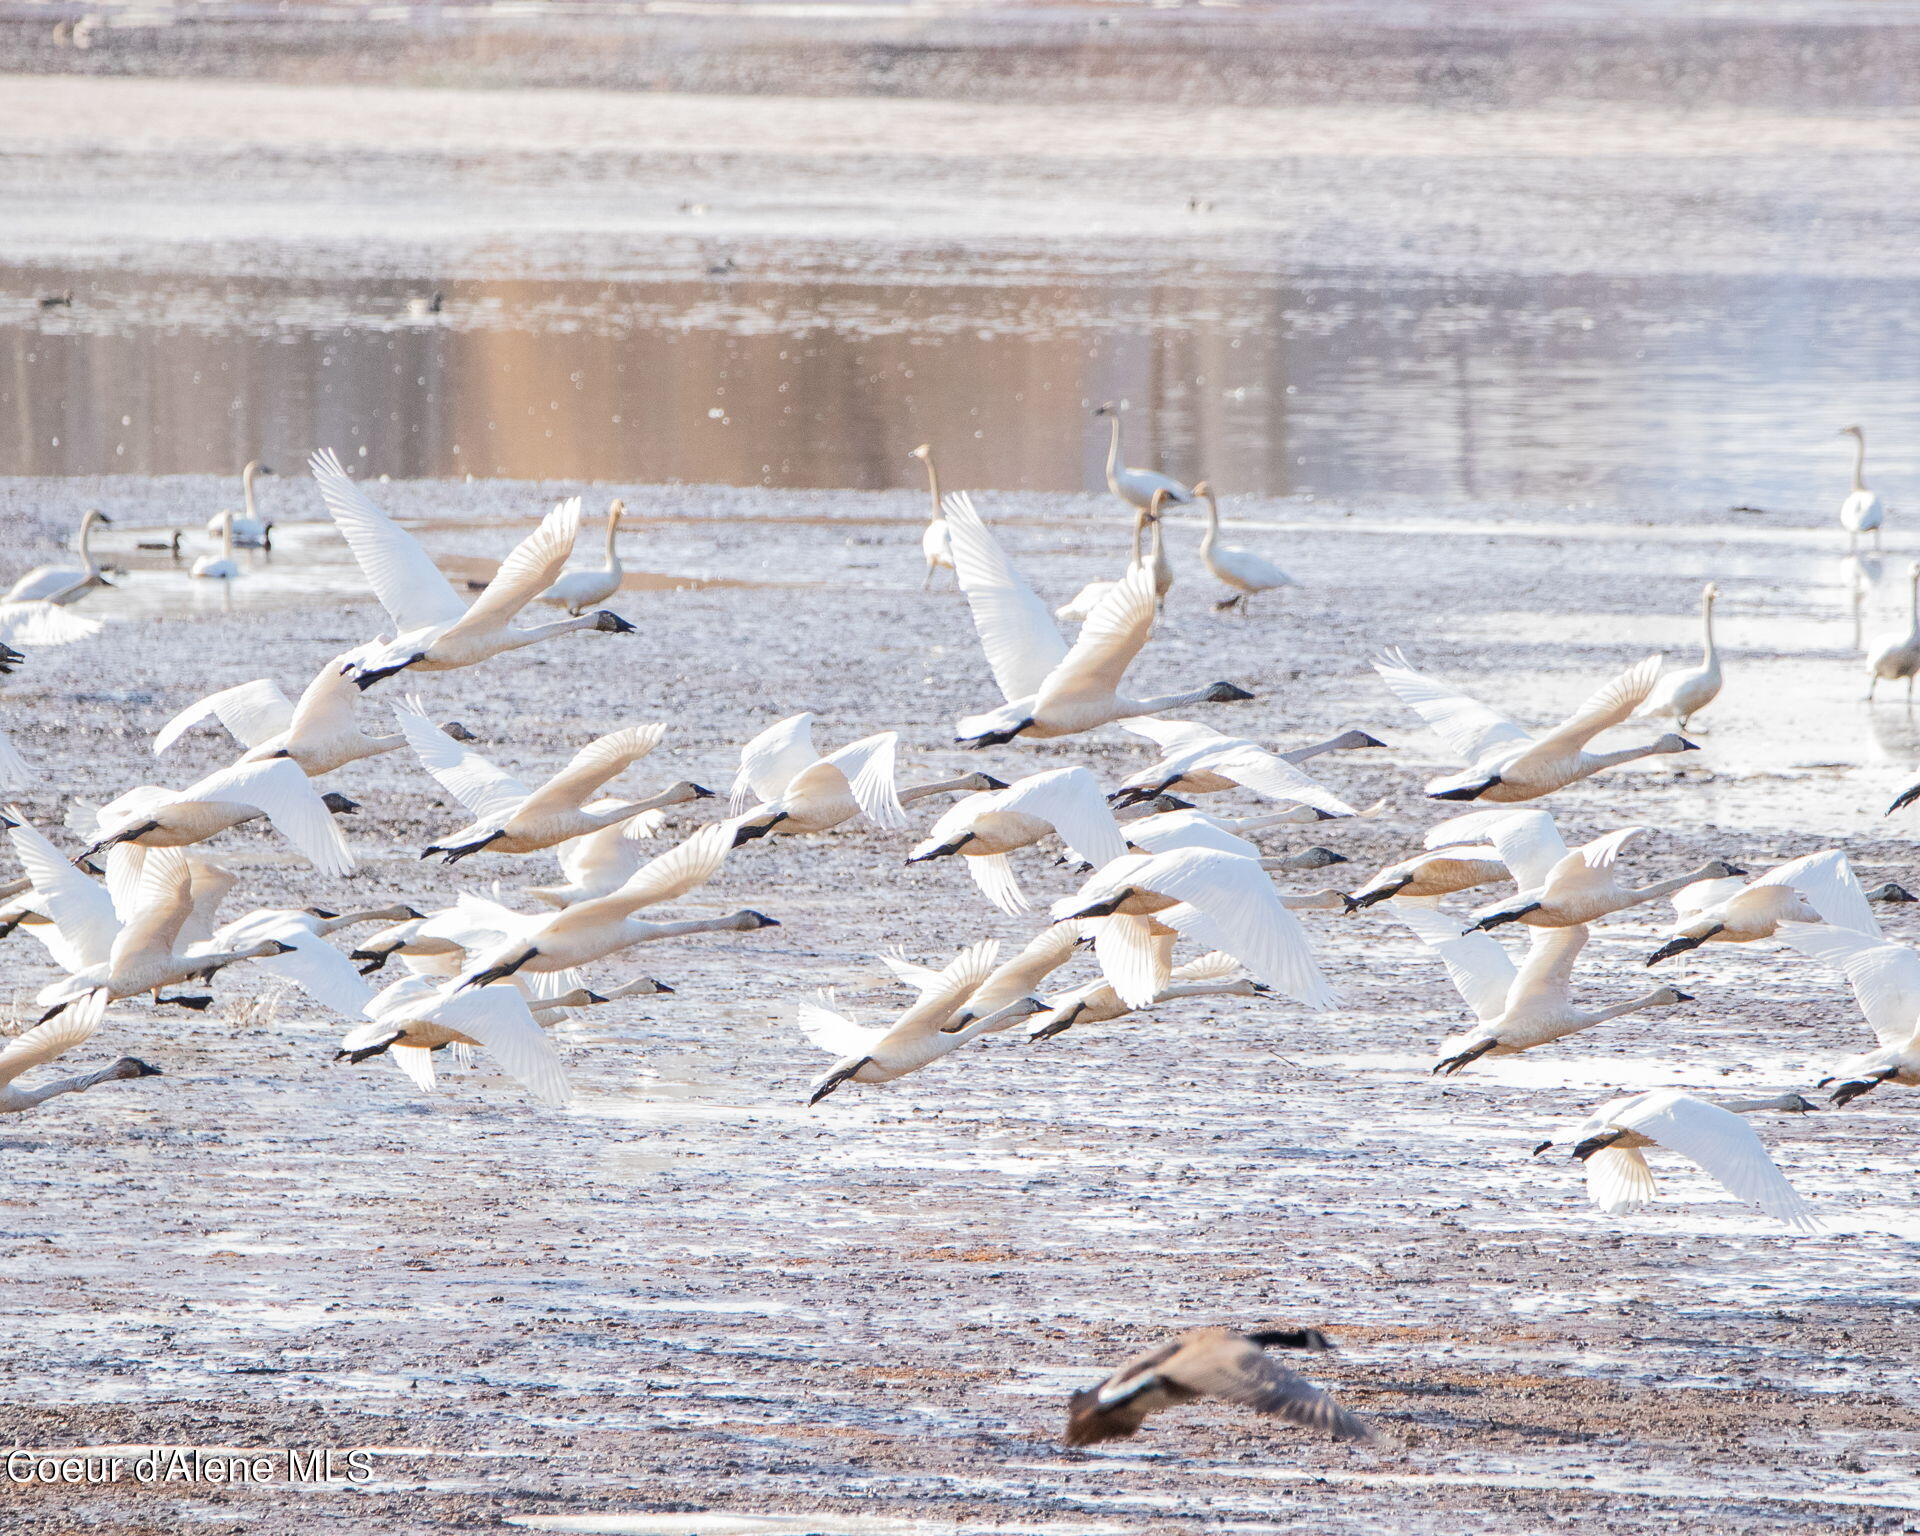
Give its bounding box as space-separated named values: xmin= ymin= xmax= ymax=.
xmin=907 ymin=444 xmax=954 ymax=588
xmin=0 ymin=992 xmax=159 ymax=1115
xmin=309 ymin=449 xmax=635 ymax=687
xmin=72 ymin=759 xmax=356 ymax=875
xmin=5 ymin=508 xmax=112 ymax=605
xmin=1632 ymin=582 xmax=1721 ymax=730
xmin=906 ymin=766 xmax=1127 ymax=915
xmin=1193 ymin=481 xmax=1296 ymax=613
xmin=1773 ymin=921 xmax=1920 ymax=1105
xmin=1092 ymin=402 xmax=1192 ymax=512
xmin=1109 ymin=719 xmax=1368 ymax=814
xmin=943 ymin=494 xmax=1253 ymax=748
xmin=338 ymin=974 xmax=570 ymax=1105
xmin=1646 ymin=848 xmax=1874 ymax=964
xmin=1838 ymin=425 xmax=1884 ymax=552
xmin=537 ymin=499 xmax=625 ymax=614
xmin=729 ymin=714 xmax=982 ymax=845
xmin=392 ymin=702 xmax=708 ymax=861
xmin=1392 ymin=904 xmax=1689 ymax=1075
xmin=152 ymin=650 xmax=473 ymax=777
xmin=1066 ymin=1326 xmax=1373 ymax=1446
xmin=211 ymin=461 xmax=274 ymax=548
xmin=1027 ymin=950 xmax=1270 ymax=1042
xmin=1373 ymin=648 xmax=1695 ymax=802
xmin=1534 ymin=1089 xmax=1819 ymax=1229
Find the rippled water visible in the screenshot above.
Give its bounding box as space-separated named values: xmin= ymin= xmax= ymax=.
xmin=6 ymin=264 xmax=1916 ymax=509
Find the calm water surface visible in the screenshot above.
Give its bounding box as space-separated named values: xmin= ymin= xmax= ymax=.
xmin=4 ymin=264 xmax=1916 ymax=508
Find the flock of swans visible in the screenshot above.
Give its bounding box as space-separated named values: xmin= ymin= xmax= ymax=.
xmin=0 ymin=414 xmax=1912 ymax=1443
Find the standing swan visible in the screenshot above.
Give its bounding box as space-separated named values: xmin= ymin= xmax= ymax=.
xmin=192 ymin=511 xmax=240 ymax=581
xmin=1195 ymin=481 xmax=1295 ymax=614
xmin=212 ymin=460 xmax=274 ymax=549
xmin=538 ymin=499 xmax=625 ymax=614
xmin=1056 ymin=504 xmax=1152 ymax=624
xmin=1093 ymin=403 xmax=1191 ymax=512
xmin=1838 ymin=426 xmax=1884 ymax=552
xmin=908 ymin=444 xmax=954 ymax=588
xmin=1865 ymin=562 xmax=1920 ymax=701
xmin=5 ymin=508 xmax=111 ymax=604
xmin=1635 ymin=582 xmax=1722 ymax=731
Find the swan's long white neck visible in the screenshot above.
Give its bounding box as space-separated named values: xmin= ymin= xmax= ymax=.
xmin=1629 ymin=867 xmax=1724 ymax=903
xmin=1128 ymin=509 xmax=1147 ymax=565
xmin=1851 ymin=431 xmax=1868 ymax=492
xmin=918 ymin=452 xmax=941 ymax=520
xmin=1700 ymin=589 xmax=1717 ymax=663
xmin=1583 ymin=741 xmax=1676 ymax=772
xmin=12 ymin=1068 xmax=114 ymax=1108
xmin=1908 ymin=567 xmax=1920 ymax=635
xmin=601 ymin=506 xmax=622 ymax=568
xmin=1104 ymin=415 xmax=1123 ymax=485
xmin=1581 ymin=988 xmax=1672 ymax=1025
xmin=1200 ymin=491 xmax=1220 ymax=554
xmin=242 ymin=461 xmax=260 ymax=519
xmin=219 ymin=512 xmax=235 ymax=561
xmin=500 ymin=614 xmax=602 ymax=650
xmin=899 ymin=774 xmax=984 ymax=805
xmin=77 ymin=509 xmax=103 ymax=572
xmin=1123 ymin=684 xmax=1220 ymax=715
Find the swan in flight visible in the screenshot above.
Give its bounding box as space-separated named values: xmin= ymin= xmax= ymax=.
xmin=906 ymin=766 xmax=1127 ymax=914
xmin=153 ymin=650 xmax=474 ymax=777
xmin=1838 ymin=425 xmax=1884 ymax=552
xmin=309 ymin=449 xmax=635 ymax=687
xmin=943 ymin=493 xmax=1253 ymax=747
xmin=1534 ymin=1089 xmax=1818 ymax=1229
xmin=191 ymin=511 xmax=241 ymax=581
xmin=1093 ymin=402 xmax=1192 ymax=512
xmin=338 ymin=974 xmax=571 ymax=1105
xmin=1774 ymin=921 xmax=1920 ymax=1105
xmin=795 ymin=940 xmax=1047 ymax=1103
xmin=1647 ymin=848 xmax=1873 ymax=964
xmin=209 ymin=460 xmax=274 ymax=548
xmin=1066 ymin=1327 xmax=1373 ymax=1447
xmin=0 ymin=600 xmax=101 ymax=653
xmin=1865 ymin=562 xmax=1920 ymax=701
xmin=73 ymin=758 xmax=356 ymax=875
xmin=537 ymin=498 xmax=625 ymax=614
xmin=728 ymin=714 xmax=983 ymax=845
xmin=521 ymin=808 xmax=668 ymax=908
xmin=0 ymin=992 xmax=159 ymax=1115
xmin=1027 ymin=950 xmax=1269 ymax=1042
xmin=907 ymin=444 xmax=954 ymax=588
xmin=1392 ymin=905 xmax=1689 ymax=1074
xmin=1348 ymin=843 xmax=1507 ymax=909
xmin=1633 ymin=582 xmax=1722 ymax=731
xmin=1056 ymin=505 xmax=1154 ymax=624
xmin=1449 ymin=808 xmax=1742 ymax=931
xmin=1053 ymin=846 xmax=1336 ymax=1010
xmin=392 ymin=703 xmax=709 ymax=861
xmin=5 ymin=508 xmax=111 ymax=604
xmin=1108 ymin=719 xmax=1365 ymax=815
xmin=1373 ymin=647 xmax=1695 ymax=801
xmin=1194 ymin=481 xmax=1295 ymax=614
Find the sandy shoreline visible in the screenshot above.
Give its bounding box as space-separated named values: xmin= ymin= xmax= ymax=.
xmin=0 ymin=473 xmax=1915 ymax=1532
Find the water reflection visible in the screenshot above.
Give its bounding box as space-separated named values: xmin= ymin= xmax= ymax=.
xmin=4 ymin=264 xmax=1917 ymax=506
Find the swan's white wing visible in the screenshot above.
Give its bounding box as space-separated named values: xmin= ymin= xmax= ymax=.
xmin=521 ymin=724 xmax=666 ymax=818
xmin=818 ymin=731 xmax=908 ymax=831
xmin=389 ymin=1044 xmax=438 ymax=1092
xmin=991 ymin=767 xmax=1128 ymax=869
xmin=1090 ymin=914 xmax=1172 ymax=1010
xmin=108 ymin=847 xmax=193 ymax=967
xmin=1034 ymin=564 xmax=1156 ymax=708
xmin=417 ymin=892 xmax=538 ymax=951
xmin=1127 ymin=812 xmax=1260 ymax=859
xmin=1583 ymin=1146 xmax=1658 ymax=1213
xmin=1172 ymin=950 xmax=1243 ymax=982
xmin=247 ymin=929 xmax=379 ymax=1018
xmin=965 ymin=852 xmax=1029 ymax=915
xmin=1476 ymin=809 xmax=1570 ymax=888
xmin=877 ymin=948 xmax=946 ymax=993
xmin=1194 ymin=744 xmax=1358 ymax=816
xmin=942 ymin=491 xmax=1068 ymax=703
xmin=309 ymin=449 xmax=468 ymax=631
xmin=1423 ymin=808 xmax=1529 ymax=853
xmin=0 ymin=601 xmax=102 ymax=647
xmin=1775 ymin=923 xmax=1920 ymax=1047
xmin=1372 ymin=648 xmax=1531 ymax=766
xmin=1579 ymin=826 xmax=1643 ymax=870
xmin=7 ymin=812 xmax=119 ymax=970
xmin=1526 ymin=654 xmax=1665 ymax=755
xmin=1763 ymin=849 xmax=1878 ymax=938
xmin=1388 ymin=900 xmax=1517 ymax=1021
xmin=553 ymin=810 xmax=662 ymax=890
xmin=1609 ymin=1090 xmax=1818 ymax=1231
xmin=731 ymin=713 xmax=819 ymax=812
xmin=0 ymin=989 xmax=105 ymax=1087
xmin=1136 ymin=849 xmax=1334 ymax=1009
xmin=390 ymin=697 xmax=527 ymax=823
xmin=794 ymin=992 xmax=886 ymax=1058
xmin=430 ymin=984 xmax=572 ymax=1105
xmin=152 ymin=679 xmax=294 ymax=755
xmin=446 ymin=496 xmax=583 ymax=637
xmin=1118 ymin=717 xmax=1231 ymax=751
xmin=571 ymin=819 xmax=732 ymax=920
xmin=0 ymin=727 xmax=28 ymax=790
xmin=176 ymin=759 xmax=355 ymax=877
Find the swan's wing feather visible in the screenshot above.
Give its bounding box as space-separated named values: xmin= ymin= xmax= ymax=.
xmin=520 ymin=724 xmax=667 ymax=819
xmin=1388 ymin=900 xmax=1517 ymax=1021
xmin=6 ymin=812 xmax=119 ymax=969
xmin=1371 ymin=648 xmax=1530 ymax=765
xmin=819 ymin=731 xmax=908 ymax=831
xmin=1477 ymin=809 xmax=1570 ymax=888
xmin=1034 ymin=564 xmax=1156 ymax=707
xmin=0 ymin=989 xmax=106 ymax=1087
xmin=1527 ymin=653 xmax=1666 ymax=754
xmin=388 ymin=1044 xmax=437 ymax=1092
xmin=567 ymin=819 xmax=732 ymax=921
xmin=1583 ymin=1146 xmax=1658 ymax=1213
xmin=876 ymin=948 xmax=946 ymax=993
xmin=965 ymin=851 xmax=1030 ymax=915
xmin=1127 ymin=812 xmax=1259 ymax=858
xmin=1423 ymin=808 xmax=1529 ymax=853
xmin=1197 ymin=745 xmax=1358 ymax=816
xmin=108 ymin=847 xmax=194 ymax=967
xmin=1118 ymin=717 xmax=1229 ymax=751
xmin=1776 ymin=922 xmax=1920 ymax=1046
xmin=1611 ymin=1090 xmax=1818 ymax=1231
xmin=992 ymin=767 xmax=1128 ymax=869
xmin=249 ymin=929 xmax=379 ymax=1018
xmin=445 ymin=496 xmax=583 ymax=636
xmin=430 ymin=984 xmax=572 ymax=1105
xmin=178 ymin=759 xmax=356 ymax=877
xmin=0 ymin=727 xmax=28 ymax=790
xmin=1143 ymin=850 xmax=1334 ymax=1009
xmin=0 ymin=600 xmax=102 ymax=648
xmin=152 ymin=678 xmax=295 ymax=755
xmin=1172 ymin=949 xmax=1242 ymax=982
xmin=1764 ymin=849 xmax=1878 ymax=938
xmin=730 ymin=713 xmax=818 ymax=812
xmin=942 ymin=491 xmax=1068 ymax=702
xmin=794 ymin=991 xmax=886 ymax=1058
xmin=309 ymin=449 xmax=468 ymax=631
xmin=1579 ymin=826 xmax=1644 ymax=870
xmin=1091 ymin=914 xmax=1172 ymax=1010
xmin=391 ymin=696 xmax=528 ymax=823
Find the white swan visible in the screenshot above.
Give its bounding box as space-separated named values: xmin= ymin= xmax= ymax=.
xmin=309 ymin=450 xmax=634 ymax=687
xmin=210 ymin=460 xmax=274 ymax=548
xmin=1647 ymin=848 xmax=1873 ymax=964
xmin=538 ymin=499 xmax=625 ymax=614
xmin=338 ymin=974 xmax=570 ymax=1105
xmin=392 ymin=701 xmax=710 ymax=861
xmin=1056 ymin=505 xmax=1153 ymax=624
xmin=1773 ymin=921 xmax=1920 ymax=1105
xmin=1373 ymin=647 xmax=1695 ymax=801
xmin=1634 ymin=582 xmax=1722 ymax=730
xmin=907 ymin=444 xmax=954 ymax=588
xmin=522 ymin=808 xmax=669 ymax=909
xmin=153 ymin=649 xmax=474 ymax=777
xmin=1839 ymin=425 xmax=1884 ymax=551
xmin=1866 ymin=561 xmax=1920 ymax=701
xmin=1194 ymin=481 xmax=1294 ymax=614
xmin=1108 ymin=719 xmax=1362 ymax=816
xmin=1053 ymin=846 xmax=1335 ymax=1010
xmin=191 ymin=511 xmax=240 ymax=581
xmin=1027 ymin=950 xmax=1269 ymax=1042
xmin=1093 ymin=403 xmax=1191 ymax=511
xmin=0 ymin=600 xmax=101 ymax=652
xmin=906 ymin=766 xmax=1128 ymax=914
xmin=0 ymin=992 xmax=159 ymax=1115
xmin=1348 ymin=845 xmax=1507 ymax=909
xmin=1392 ymin=905 xmax=1689 ymax=1074
xmin=73 ymin=758 xmax=356 ymax=875
xmin=944 ymin=493 xmax=1253 ymax=747
xmin=1534 ymin=1089 xmax=1818 ymax=1229
xmin=6 ymin=508 xmax=112 ymax=604
xmin=1456 ymin=808 xmax=1741 ymax=931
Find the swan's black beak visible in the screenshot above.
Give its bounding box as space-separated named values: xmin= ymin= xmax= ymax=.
xmin=594 ymin=610 xmax=637 ymax=634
